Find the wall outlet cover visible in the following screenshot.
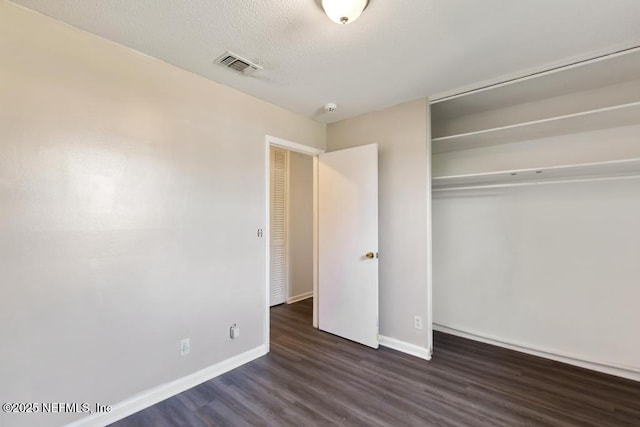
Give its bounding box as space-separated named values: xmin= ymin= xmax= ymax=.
xmin=180 ymin=338 xmax=190 ymax=356
xmin=414 ymin=316 xmax=423 ymax=330
xmin=230 ymin=324 xmax=240 ymax=339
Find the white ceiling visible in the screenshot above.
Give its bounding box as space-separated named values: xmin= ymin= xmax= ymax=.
xmin=10 ymin=0 xmax=640 ymax=123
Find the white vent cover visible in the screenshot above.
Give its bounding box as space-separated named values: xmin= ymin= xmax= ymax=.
xmin=214 ymin=51 xmax=262 ymax=75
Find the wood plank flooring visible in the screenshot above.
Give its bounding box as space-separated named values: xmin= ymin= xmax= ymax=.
xmin=113 ymin=299 xmax=640 ymax=426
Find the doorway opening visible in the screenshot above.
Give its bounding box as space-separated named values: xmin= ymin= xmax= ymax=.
xmin=264 ymin=136 xmax=323 ymax=350
xmin=264 ymin=136 xmax=380 ymax=351
xmin=269 ymin=146 xmax=314 ymax=308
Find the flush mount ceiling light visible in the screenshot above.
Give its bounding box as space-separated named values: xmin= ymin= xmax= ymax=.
xmin=322 ymin=0 xmax=369 ymax=24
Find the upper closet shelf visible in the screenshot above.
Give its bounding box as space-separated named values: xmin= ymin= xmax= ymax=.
xmin=431 ymin=48 xmax=640 ymax=118
xmin=432 ymin=158 xmax=640 ymax=191
xmin=432 ymin=101 xmax=640 ymax=154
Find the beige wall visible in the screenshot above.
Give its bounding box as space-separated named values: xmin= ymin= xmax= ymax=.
xmin=288 ymin=151 xmax=314 ymax=300
xmin=327 ymin=99 xmax=431 ymax=349
xmin=0 ymin=3 xmax=324 ymax=427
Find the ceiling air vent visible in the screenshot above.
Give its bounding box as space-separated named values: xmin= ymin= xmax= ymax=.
xmin=215 ymin=51 xmax=263 ymax=75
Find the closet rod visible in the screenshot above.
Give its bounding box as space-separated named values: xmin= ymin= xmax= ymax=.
xmin=432 ymin=173 xmax=640 ymax=192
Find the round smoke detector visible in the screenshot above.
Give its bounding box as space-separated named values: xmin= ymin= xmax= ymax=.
xmin=324 ymin=103 xmax=338 ymax=112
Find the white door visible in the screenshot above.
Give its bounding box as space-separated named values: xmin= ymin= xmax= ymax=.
xmin=270 ymin=147 xmax=288 ymax=306
xmin=319 ymin=144 xmax=379 ymax=348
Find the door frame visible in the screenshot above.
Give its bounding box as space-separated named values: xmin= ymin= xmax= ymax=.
xmin=264 ymin=135 xmax=324 ymax=350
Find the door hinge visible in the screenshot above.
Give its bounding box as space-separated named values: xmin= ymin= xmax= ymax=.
xmin=257 ymin=228 xmax=263 ymax=238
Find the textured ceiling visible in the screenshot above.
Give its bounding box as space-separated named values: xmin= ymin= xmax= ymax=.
xmin=9 ymin=0 xmax=640 ymax=123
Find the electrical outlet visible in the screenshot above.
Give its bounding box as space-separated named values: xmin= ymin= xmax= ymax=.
xmin=230 ymin=324 xmax=240 ymax=339
xmin=414 ymin=316 xmax=423 ymax=330
xmin=180 ymin=338 xmax=190 ymax=356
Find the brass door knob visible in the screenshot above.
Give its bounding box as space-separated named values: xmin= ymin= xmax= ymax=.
xmin=365 ymin=252 xmax=375 ymax=259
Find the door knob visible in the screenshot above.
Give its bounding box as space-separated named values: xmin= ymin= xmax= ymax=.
xmin=365 ymin=252 xmax=375 ymax=259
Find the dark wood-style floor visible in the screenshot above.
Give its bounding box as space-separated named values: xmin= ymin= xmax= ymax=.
xmin=113 ymin=299 xmax=640 ymax=426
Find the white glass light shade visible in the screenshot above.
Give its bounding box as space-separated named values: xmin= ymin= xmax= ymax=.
xmin=322 ymin=0 xmax=368 ymax=25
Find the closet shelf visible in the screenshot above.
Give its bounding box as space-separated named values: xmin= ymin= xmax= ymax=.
xmin=432 ymin=158 xmax=640 ymax=191
xmin=430 ymin=48 xmax=640 ymax=118
xmin=432 ymin=101 xmax=640 ymax=154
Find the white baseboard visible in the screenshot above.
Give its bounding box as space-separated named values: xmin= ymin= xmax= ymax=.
xmin=379 ymin=335 xmax=432 ymax=361
xmin=66 ymin=345 xmax=268 ymax=427
xmin=434 ymin=324 xmax=640 ymax=382
xmin=287 ymin=291 xmax=313 ymax=304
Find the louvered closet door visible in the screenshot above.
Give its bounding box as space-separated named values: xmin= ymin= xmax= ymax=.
xmin=270 ymin=147 xmax=288 ymax=306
